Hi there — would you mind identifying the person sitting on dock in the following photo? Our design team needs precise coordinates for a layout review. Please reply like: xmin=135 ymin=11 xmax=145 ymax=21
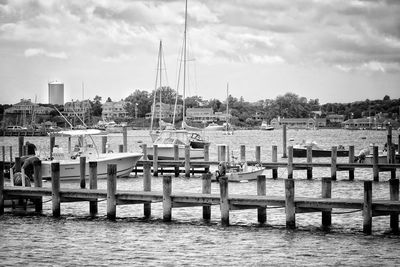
xmin=26 ymin=141 xmax=37 ymax=156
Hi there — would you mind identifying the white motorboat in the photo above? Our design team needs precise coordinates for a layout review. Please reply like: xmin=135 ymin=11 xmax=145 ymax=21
xmin=260 ymin=120 xmax=274 ymax=131
xmin=41 ymin=129 xmax=142 ymax=180
xmin=225 ymin=163 xmax=265 ymax=182
xmin=145 ymin=129 xmax=205 ymax=160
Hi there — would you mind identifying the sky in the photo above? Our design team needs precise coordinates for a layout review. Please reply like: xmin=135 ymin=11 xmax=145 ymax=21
xmin=0 ymin=0 xmax=400 ymax=105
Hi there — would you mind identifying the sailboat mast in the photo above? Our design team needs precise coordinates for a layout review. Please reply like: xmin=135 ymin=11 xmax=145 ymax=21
xmin=159 ymin=41 xmax=163 ymax=126
xmin=150 ymin=40 xmax=162 ymax=132
xmin=182 ymin=0 xmax=188 ymax=124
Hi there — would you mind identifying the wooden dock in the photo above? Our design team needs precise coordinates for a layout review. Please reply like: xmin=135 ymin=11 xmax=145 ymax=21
xmin=1 ymin=161 xmax=399 ymax=235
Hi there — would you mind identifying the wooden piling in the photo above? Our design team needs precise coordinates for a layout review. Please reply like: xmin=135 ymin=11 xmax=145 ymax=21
xmin=390 ymin=179 xmax=399 ymax=233
xmin=307 ymin=145 xmax=312 ymax=179
xmin=331 ymin=146 xmax=337 ymax=181
xmin=80 ymin=156 xmax=86 ymax=189
xmin=118 ymin=144 xmax=123 ymax=153
xmin=220 ymin=145 xmax=227 ymax=162
xmin=372 ymin=146 xmax=379 ymax=182
xmin=68 ymin=136 xmax=71 ymax=154
xmin=349 ymin=145 xmax=355 ymax=181
xmin=202 ymin=172 xmax=212 ymax=220
xmin=285 ymin=179 xmax=295 ymax=229
xmin=9 ymin=146 xmax=13 ymax=164
xmin=15 ymin=157 xmax=21 ymax=172
xmin=272 ymin=145 xmax=278 ymax=179
xmin=123 ymin=126 xmax=128 ymax=152
xmin=287 ymin=146 xmax=293 ymax=179
xmin=387 ymin=125 xmax=392 ymax=163
xmin=185 ymin=145 xmax=190 ymax=177
xmin=255 ymin=146 xmax=261 ymax=163
xmin=257 ymin=175 xmax=266 ymax=224
xmin=51 ymin=162 xmax=61 ymax=217
xmin=0 ymin=161 xmax=4 ymax=215
xmin=2 ymin=146 xmax=5 ymax=163
xmin=219 ymin=176 xmax=229 ymax=226
xmin=143 ymin=162 xmax=151 ymax=218
xmin=33 ymin=160 xmax=42 ymax=213
xmin=142 ymin=144 xmax=148 ymax=160
xmin=101 ymin=136 xmax=107 ymax=154
xmin=321 ymin=178 xmax=332 ymax=228
xmin=174 ymin=144 xmax=179 ymax=177
xmin=282 ymin=125 xmax=287 ymax=158
xmin=107 ymin=164 xmax=117 ymax=221
xmin=153 ymin=144 xmax=159 ymax=177
xmin=363 ymin=181 xmax=372 ymax=234
xmin=21 ymin=167 xmax=26 ymax=187
xmin=18 ymin=136 xmax=24 ymax=157
xmin=49 ymin=136 xmax=55 ymax=159
xmin=89 ymin=161 xmax=98 ymax=217
xmin=204 ymin=143 xmax=210 ymax=173
xmin=163 ymin=176 xmax=172 ymax=222
xmin=240 ymin=145 xmax=246 ymax=162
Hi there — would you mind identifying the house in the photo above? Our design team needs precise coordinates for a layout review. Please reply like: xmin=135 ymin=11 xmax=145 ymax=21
xmin=186 ymin=108 xmax=214 ymax=122
xmin=102 ymin=101 xmax=128 ymax=119
xmin=270 ymin=117 xmax=318 ymax=129
xmin=145 ymin=102 xmax=182 ymax=120
xmin=63 ymin=99 xmax=91 ymax=124
xmin=5 ymin=99 xmax=37 ymax=114
xmin=326 ymin=114 xmax=345 ymax=127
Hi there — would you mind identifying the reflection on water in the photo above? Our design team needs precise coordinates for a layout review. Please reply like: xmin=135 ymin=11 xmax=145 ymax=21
xmin=1 ymin=129 xmax=400 ymax=266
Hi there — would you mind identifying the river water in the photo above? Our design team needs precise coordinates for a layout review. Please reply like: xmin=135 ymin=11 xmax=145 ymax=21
xmin=1 ymin=129 xmax=400 ymax=266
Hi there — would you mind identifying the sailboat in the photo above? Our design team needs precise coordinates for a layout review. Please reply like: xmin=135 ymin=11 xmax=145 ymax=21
xmin=205 ymin=83 xmax=233 ymax=134
xmin=145 ymin=1 xmax=209 ymax=160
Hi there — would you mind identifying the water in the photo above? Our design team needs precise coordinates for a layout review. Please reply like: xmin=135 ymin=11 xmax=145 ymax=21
xmin=1 ymin=129 xmax=400 ymax=266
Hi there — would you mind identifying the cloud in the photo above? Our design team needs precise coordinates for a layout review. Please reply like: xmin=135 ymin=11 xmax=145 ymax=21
xmin=24 ymin=48 xmax=67 ymax=59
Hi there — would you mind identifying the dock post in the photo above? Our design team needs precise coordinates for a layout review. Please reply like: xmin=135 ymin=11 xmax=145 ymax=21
xmin=363 ymin=181 xmax=372 ymax=234
xmin=372 ymin=146 xmax=379 ymax=182
xmin=118 ymin=144 xmax=123 ymax=153
xmin=287 ymin=146 xmax=293 ymax=179
xmin=51 ymin=162 xmax=61 ymax=218
xmin=107 ymin=164 xmax=117 ymax=221
xmin=15 ymin=157 xmax=21 ymax=172
xmin=33 ymin=160 xmax=42 ymax=213
xmin=18 ymin=136 xmax=24 ymax=157
xmin=123 ymin=126 xmax=128 ymax=152
xmin=331 ymin=146 xmax=337 ymax=181
xmin=257 ymin=175 xmax=266 ymax=224
xmin=306 ymin=145 xmax=312 ymax=179
xmin=240 ymin=145 xmax=246 ymax=162
xmin=0 ymin=161 xmax=4 ymax=215
xmin=153 ymin=144 xmax=158 ymax=177
xmin=220 ymin=145 xmax=227 ymax=162
xmin=49 ymin=135 xmax=55 ymax=159
xmin=9 ymin=146 xmax=13 ymax=164
xmin=285 ymin=179 xmax=295 ymax=229
xmin=282 ymin=125 xmax=287 ymax=158
xmin=68 ymin=136 xmax=71 ymax=154
xmin=174 ymin=144 xmax=179 ymax=177
xmin=185 ymin=145 xmax=190 ymax=177
xmin=142 ymin=144 xmax=148 ymax=160
xmin=321 ymin=178 xmax=332 ymax=228
xmin=89 ymin=161 xmax=98 ymax=217
xmin=204 ymin=143 xmax=210 ymax=173
xmin=390 ymin=146 xmax=396 ymax=179
xmin=2 ymin=146 xmax=5 ymax=163
xmin=219 ymin=176 xmax=229 ymax=226
xmin=80 ymin=156 xmax=86 ymax=189
xmin=349 ymin=146 xmax=355 ymax=181
xmin=390 ymin=179 xmax=399 ymax=233
xmin=163 ymin=176 xmax=172 ymax=222
xmin=226 ymin=145 xmax=230 ymax=163
xmin=387 ymin=125 xmax=392 ymax=163
xmin=202 ymin=172 xmax=212 ymax=220
xmin=101 ymin=136 xmax=107 ymax=154
xmin=272 ymin=145 xmax=278 ymax=179
xmin=255 ymin=146 xmax=261 ymax=163
xmin=143 ymin=162 xmax=151 ymax=218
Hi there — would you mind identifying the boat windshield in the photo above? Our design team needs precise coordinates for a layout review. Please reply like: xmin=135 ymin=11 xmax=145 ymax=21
xmin=154 ymin=130 xmax=189 ymax=145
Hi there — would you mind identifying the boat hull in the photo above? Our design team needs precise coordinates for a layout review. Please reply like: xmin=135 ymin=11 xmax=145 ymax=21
xmin=293 ymin=148 xmax=349 ymax=158
xmin=41 ymin=152 xmax=142 ymax=180
xmin=146 ymin=145 xmax=205 ymax=160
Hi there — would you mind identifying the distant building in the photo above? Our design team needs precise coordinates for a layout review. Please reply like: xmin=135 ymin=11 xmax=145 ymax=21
xmin=5 ymin=99 xmax=36 ymax=114
xmin=186 ymin=108 xmax=213 ymax=122
xmin=48 ymin=81 xmax=64 ymax=105
xmin=63 ymin=99 xmax=91 ymax=125
xmin=145 ymin=102 xmax=182 ymax=120
xmin=270 ymin=117 xmax=322 ymax=129
xmin=102 ymin=101 xmax=128 ymax=119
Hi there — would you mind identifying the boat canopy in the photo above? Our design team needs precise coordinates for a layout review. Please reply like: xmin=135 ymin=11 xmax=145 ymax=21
xmin=53 ymin=129 xmax=104 ymax=136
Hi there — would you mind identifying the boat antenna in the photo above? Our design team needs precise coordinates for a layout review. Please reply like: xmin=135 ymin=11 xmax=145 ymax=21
xmin=71 ymin=106 xmax=88 ymax=128
xmin=150 ymin=40 xmax=162 ymax=133
xmin=182 ymin=0 xmax=188 ymax=127
xmin=53 ymin=105 xmax=74 ymax=129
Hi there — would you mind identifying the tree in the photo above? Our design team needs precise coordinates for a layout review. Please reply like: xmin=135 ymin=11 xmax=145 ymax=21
xmin=106 ymin=97 xmax=112 ymax=102
xmin=91 ymin=95 xmax=102 ymax=117
xmin=125 ymin=90 xmax=152 ymax=118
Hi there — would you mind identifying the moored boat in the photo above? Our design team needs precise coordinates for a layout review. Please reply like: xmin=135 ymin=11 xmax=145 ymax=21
xmin=293 ymin=140 xmax=349 ymax=157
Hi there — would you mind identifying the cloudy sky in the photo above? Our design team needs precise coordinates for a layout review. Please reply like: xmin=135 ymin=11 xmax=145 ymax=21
xmin=1 ymin=0 xmax=399 ymax=105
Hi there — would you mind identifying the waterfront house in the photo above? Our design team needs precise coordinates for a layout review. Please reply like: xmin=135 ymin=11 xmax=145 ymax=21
xmin=102 ymin=101 xmax=128 ymax=120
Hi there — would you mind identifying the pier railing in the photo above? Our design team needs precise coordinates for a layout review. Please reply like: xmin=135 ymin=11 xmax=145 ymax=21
xmin=1 ymin=161 xmax=400 ymax=235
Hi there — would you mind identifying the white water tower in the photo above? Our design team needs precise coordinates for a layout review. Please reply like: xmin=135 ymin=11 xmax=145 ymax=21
xmin=48 ymin=81 xmax=64 ymax=105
